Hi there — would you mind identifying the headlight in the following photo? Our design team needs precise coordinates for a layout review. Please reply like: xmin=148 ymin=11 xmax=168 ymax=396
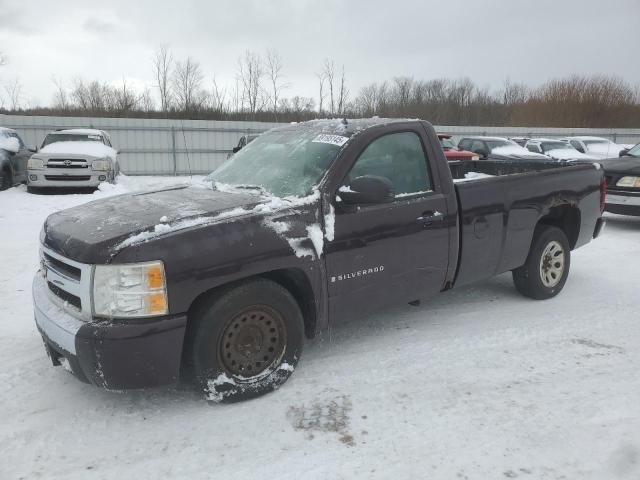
xmin=616 ymin=176 xmax=640 ymax=188
xmin=28 ymin=157 xmax=45 ymax=169
xmin=92 ymin=158 xmax=111 ymax=171
xmin=93 ymin=261 xmax=168 ymax=318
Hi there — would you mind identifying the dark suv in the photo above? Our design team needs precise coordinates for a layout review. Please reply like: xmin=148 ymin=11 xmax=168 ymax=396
xmin=0 ymin=127 xmax=32 ymax=190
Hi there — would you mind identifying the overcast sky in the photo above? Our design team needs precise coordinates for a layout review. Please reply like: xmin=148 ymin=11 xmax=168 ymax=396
xmin=1 ymin=0 xmax=639 ymax=108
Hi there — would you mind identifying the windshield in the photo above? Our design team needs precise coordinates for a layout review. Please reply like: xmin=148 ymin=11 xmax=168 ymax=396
xmin=439 ymin=137 xmax=457 ymax=149
xmin=627 ymin=144 xmax=640 ymax=157
xmin=42 ymin=133 xmax=103 ymax=147
xmin=541 ymin=142 xmax=573 ymax=152
xmin=209 ymin=128 xmax=348 ymax=197
xmin=486 ymin=139 xmax=514 ymax=150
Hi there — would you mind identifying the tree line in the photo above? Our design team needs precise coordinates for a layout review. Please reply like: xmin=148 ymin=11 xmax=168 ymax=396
xmin=1 ymin=47 xmax=639 ymax=128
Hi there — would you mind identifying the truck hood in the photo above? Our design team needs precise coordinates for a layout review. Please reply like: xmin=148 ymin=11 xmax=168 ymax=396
xmin=602 ymin=157 xmax=640 ymax=175
xmin=38 ymin=141 xmax=117 ymax=160
xmin=43 ymin=186 xmax=271 ymax=263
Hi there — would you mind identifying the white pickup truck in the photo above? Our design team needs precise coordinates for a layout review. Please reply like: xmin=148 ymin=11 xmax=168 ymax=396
xmin=27 ymin=129 xmax=119 ymax=192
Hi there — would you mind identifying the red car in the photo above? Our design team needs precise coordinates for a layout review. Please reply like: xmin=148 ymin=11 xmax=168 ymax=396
xmin=438 ymin=134 xmax=479 ymax=161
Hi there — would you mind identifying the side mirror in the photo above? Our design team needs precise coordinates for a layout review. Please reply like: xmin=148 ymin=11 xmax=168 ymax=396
xmin=29 ymin=146 xmax=37 ymax=153
xmin=2 ymin=137 xmax=20 ymax=154
xmin=232 ymin=146 xmax=241 ymax=154
xmin=338 ymin=175 xmax=394 ymax=205
xmin=619 ymin=148 xmax=630 ymax=157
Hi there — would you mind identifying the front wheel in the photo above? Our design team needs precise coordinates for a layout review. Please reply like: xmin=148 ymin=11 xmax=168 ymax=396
xmin=512 ymin=225 xmax=571 ymax=300
xmin=185 ymin=279 xmax=305 ymax=402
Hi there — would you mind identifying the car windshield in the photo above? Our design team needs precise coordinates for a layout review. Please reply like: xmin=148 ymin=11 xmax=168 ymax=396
xmin=209 ymin=128 xmax=348 ymax=197
xmin=42 ymin=133 xmax=103 ymax=147
xmin=542 ymin=142 xmax=572 ymax=152
xmin=627 ymin=144 xmax=640 ymax=157
xmin=439 ymin=137 xmax=457 ymax=149
xmin=486 ymin=139 xmax=514 ymax=149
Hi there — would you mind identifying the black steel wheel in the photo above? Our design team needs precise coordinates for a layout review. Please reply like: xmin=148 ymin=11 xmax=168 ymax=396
xmin=185 ymin=278 xmax=305 ymax=402
xmin=218 ymin=306 xmax=287 ymax=379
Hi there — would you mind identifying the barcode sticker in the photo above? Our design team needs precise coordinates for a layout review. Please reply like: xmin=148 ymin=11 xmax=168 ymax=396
xmin=312 ymin=134 xmax=349 ymax=146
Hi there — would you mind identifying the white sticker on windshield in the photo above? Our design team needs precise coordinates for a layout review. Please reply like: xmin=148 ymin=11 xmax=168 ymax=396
xmin=312 ymin=134 xmax=349 ymax=146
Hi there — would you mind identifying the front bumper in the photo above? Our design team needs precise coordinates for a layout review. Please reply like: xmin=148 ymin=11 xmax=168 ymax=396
xmin=605 ymin=191 xmax=640 ymax=216
xmin=33 ymin=273 xmax=187 ymax=390
xmin=27 ymin=169 xmax=111 ymax=188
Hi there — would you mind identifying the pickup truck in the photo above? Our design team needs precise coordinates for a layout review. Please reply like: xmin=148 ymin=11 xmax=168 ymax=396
xmin=33 ymin=118 xmax=606 ymax=402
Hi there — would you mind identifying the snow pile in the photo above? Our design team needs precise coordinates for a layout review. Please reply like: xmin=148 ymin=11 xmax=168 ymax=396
xmin=584 ymin=142 xmax=626 ymax=158
xmin=453 ymin=171 xmax=496 ymax=183
xmin=40 ymin=141 xmax=117 ymax=159
xmin=0 ymin=135 xmax=19 ymax=153
xmin=545 ymin=148 xmax=593 ymax=161
xmin=306 ymin=224 xmax=324 ymax=257
xmin=324 ymin=205 xmax=335 ymax=241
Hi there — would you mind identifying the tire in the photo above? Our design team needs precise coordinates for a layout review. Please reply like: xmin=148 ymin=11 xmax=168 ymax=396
xmin=512 ymin=225 xmax=571 ymax=300
xmin=185 ymin=278 xmax=305 ymax=402
xmin=0 ymin=168 xmax=12 ymax=191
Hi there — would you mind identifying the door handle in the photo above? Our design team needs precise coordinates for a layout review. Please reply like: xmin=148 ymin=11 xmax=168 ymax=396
xmin=416 ymin=211 xmax=444 ymax=226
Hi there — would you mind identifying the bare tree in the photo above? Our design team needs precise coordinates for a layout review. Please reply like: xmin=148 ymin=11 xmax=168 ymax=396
xmin=51 ymin=77 xmax=70 ymax=110
xmin=153 ymin=45 xmax=174 ymax=112
xmin=4 ymin=78 xmax=23 ymax=110
xmin=265 ymin=49 xmax=288 ymax=120
xmin=323 ymin=59 xmax=336 ymax=115
xmin=238 ymin=50 xmax=265 ymax=117
xmin=112 ymin=78 xmax=139 ymax=113
xmin=337 ymin=65 xmax=348 ymax=115
xmin=139 ymin=88 xmax=155 ymax=112
xmin=316 ymin=72 xmax=326 ymax=115
xmin=211 ymin=76 xmax=227 ymax=113
xmin=172 ymin=57 xmax=205 ymax=112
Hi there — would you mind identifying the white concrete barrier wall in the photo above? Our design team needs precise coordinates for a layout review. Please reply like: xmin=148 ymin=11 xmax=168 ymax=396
xmin=1 ymin=114 xmax=639 ymax=175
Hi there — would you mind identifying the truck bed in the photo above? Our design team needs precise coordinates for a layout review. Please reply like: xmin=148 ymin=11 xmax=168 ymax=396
xmin=447 ymin=160 xmax=603 ymax=288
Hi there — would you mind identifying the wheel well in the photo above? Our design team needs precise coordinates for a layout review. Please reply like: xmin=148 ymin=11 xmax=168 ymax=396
xmin=538 ymin=205 xmax=581 ymax=249
xmin=185 ymin=269 xmax=318 ymax=341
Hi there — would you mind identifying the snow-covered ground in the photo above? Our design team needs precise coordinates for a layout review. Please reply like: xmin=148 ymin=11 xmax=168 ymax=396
xmin=1 ymin=177 xmax=639 ymax=480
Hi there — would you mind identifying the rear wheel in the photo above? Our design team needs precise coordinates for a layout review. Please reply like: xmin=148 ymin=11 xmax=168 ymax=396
xmin=185 ymin=279 xmax=304 ymax=402
xmin=0 ymin=168 xmax=12 ymax=191
xmin=512 ymin=225 xmax=570 ymax=300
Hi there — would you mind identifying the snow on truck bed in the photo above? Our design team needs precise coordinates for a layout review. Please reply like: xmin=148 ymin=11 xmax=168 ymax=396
xmin=1 ymin=176 xmax=640 ymax=479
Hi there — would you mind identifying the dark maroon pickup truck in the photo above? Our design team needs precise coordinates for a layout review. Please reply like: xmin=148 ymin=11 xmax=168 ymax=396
xmin=33 ymin=118 xmax=606 ymax=401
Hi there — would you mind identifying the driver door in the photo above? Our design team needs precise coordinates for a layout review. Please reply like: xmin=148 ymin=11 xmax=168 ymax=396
xmin=324 ymin=128 xmax=451 ymax=319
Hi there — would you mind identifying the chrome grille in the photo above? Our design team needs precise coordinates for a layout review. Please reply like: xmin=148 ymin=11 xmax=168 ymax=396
xmin=40 ymin=246 xmax=93 ymax=320
xmin=46 ymin=159 xmax=88 ymax=169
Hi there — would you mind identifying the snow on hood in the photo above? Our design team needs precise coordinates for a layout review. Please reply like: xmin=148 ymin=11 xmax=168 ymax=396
xmin=491 ymin=145 xmax=547 ymax=158
xmin=39 ymin=141 xmax=117 ymax=159
xmin=545 ymin=149 xmax=599 ymax=161
xmin=0 ymin=136 xmax=19 ymax=153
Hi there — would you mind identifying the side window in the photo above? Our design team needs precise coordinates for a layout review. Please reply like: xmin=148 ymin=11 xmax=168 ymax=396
xmin=458 ymin=139 xmax=471 ymax=150
xmin=470 ymin=140 xmax=486 ymax=153
xmin=570 ymin=140 xmax=584 ymax=152
xmin=347 ymin=132 xmax=431 ymax=197
xmin=526 ymin=144 xmax=539 ymax=153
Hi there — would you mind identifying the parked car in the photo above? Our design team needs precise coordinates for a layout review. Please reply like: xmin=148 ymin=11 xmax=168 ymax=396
xmin=524 ymin=138 xmax=600 ymax=161
xmin=0 ymin=127 xmax=33 ymax=190
xmin=458 ymin=136 xmax=549 ymax=161
xmin=559 ymin=136 xmax=633 ymax=159
xmin=27 ymin=129 xmax=119 ymax=192
xmin=602 ymin=143 xmax=640 ymax=216
xmin=33 ymin=118 xmax=605 ymax=402
xmin=437 ymin=133 xmax=479 ymax=161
